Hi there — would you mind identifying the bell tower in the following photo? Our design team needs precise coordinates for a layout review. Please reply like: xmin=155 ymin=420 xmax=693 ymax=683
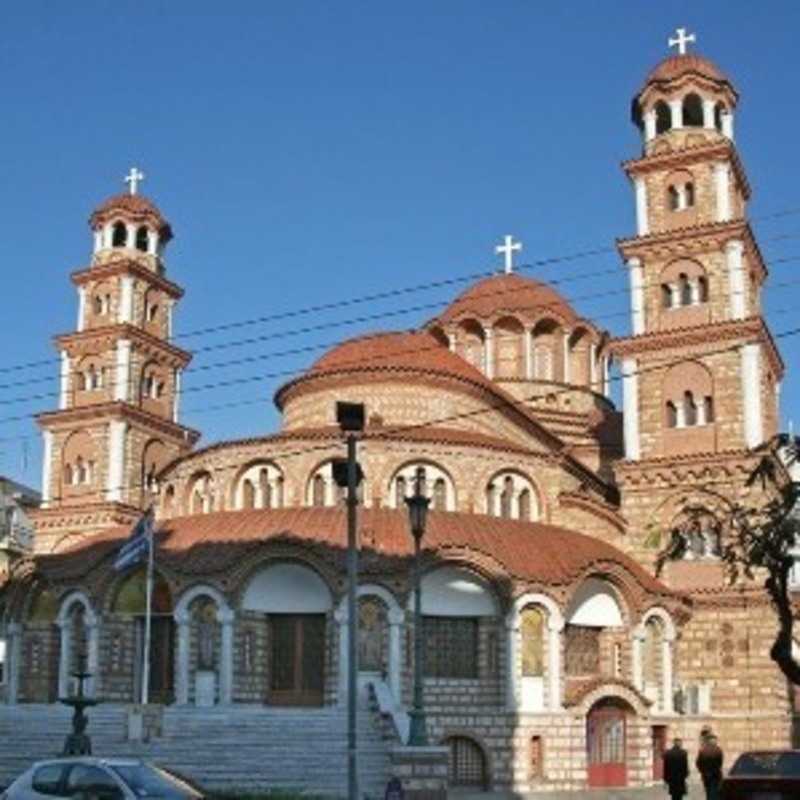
xmin=33 ymin=169 xmax=199 ymax=553
xmin=612 ymin=33 xmax=783 ymax=575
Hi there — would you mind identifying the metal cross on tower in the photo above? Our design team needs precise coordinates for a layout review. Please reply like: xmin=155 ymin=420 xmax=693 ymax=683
xmin=668 ymin=27 xmax=696 ymax=56
xmin=495 ymin=234 xmax=522 ymax=274
xmin=125 ymin=167 xmax=145 ymax=195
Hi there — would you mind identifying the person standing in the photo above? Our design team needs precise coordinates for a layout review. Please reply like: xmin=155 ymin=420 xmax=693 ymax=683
xmin=696 ymin=734 xmax=724 ymax=800
xmin=663 ymin=737 xmax=689 ymax=800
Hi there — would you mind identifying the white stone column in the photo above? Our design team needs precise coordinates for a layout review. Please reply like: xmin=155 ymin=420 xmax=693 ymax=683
xmin=631 ymin=625 xmax=645 ymax=692
xmin=627 ymin=257 xmax=645 ymax=335
xmin=173 ymin=369 xmax=182 ymax=423
xmin=7 ymin=624 xmax=21 ymax=705
xmin=547 ymin=618 xmax=564 ymax=711
xmin=125 ymin=223 xmax=136 ymax=248
xmin=57 ymin=620 xmax=71 ymax=698
xmin=669 ymin=283 xmax=680 ymax=308
xmin=589 ymin=343 xmax=598 ymax=389
xmin=166 ymin=300 xmax=175 ymax=338
xmin=174 ymin=610 xmax=191 ymax=705
xmin=41 ymin=431 xmax=53 ymax=507
xmin=722 ymin=111 xmax=735 ymax=141
xmin=217 ymin=608 xmax=235 ymax=705
xmin=87 ymin=618 xmax=100 ymax=698
xmin=726 ymin=239 xmax=746 ymax=320
xmin=483 ymin=327 xmax=494 ymax=378
xmin=622 ymin=357 xmax=640 ymax=460
xmin=103 ymin=224 xmax=113 ymax=249
xmin=77 ymin=287 xmax=87 ymax=332
xmin=675 ymin=402 xmax=686 ymax=429
xmin=669 ymin=99 xmax=683 ymax=129
xmin=334 ymin=607 xmax=348 ymax=707
xmin=114 ymin=339 xmax=132 ymax=402
xmin=147 ymin=229 xmax=158 ymax=256
xmin=524 ymin=327 xmax=534 ymax=380
xmin=59 ymin=351 xmax=70 ymax=410
xmin=448 ymin=329 xmax=457 ymax=353
xmin=644 ymin=110 xmax=657 ymax=142
xmin=387 ymin=609 xmax=403 ymax=707
xmin=119 ymin=276 xmax=135 ymax=324
xmin=106 ymin=420 xmax=127 ymax=502
xmin=662 ymin=634 xmax=675 ymax=714
xmin=505 ymin=615 xmax=519 ymax=711
xmin=562 ymin=331 xmax=571 ymax=383
xmin=741 ymin=344 xmax=763 ymax=448
xmin=689 ymin=279 xmax=700 ymax=305
xmin=93 ymin=229 xmax=103 ymax=254
xmin=714 ymin=162 xmax=732 ymax=223
xmin=634 ymin=177 xmax=649 ymax=236
xmin=702 ymin=98 xmax=716 ymax=130
xmin=603 ymin=356 xmax=610 ymax=398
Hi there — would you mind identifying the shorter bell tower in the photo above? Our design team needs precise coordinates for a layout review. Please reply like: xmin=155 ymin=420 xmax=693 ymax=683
xmin=32 ymin=169 xmax=200 ymax=553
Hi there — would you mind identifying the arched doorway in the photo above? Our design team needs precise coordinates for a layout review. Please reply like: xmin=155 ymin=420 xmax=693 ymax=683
xmin=586 ymin=697 xmax=632 ymax=787
xmin=113 ymin=570 xmax=174 ymax=704
xmin=242 ymin=562 xmax=331 ymax=706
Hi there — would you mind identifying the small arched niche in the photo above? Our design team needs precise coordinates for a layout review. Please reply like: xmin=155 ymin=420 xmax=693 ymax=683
xmin=418 ymin=566 xmax=498 ymax=616
xmin=565 ymin=578 xmax=624 ymax=628
xmin=242 ymin=563 xmax=332 ymax=614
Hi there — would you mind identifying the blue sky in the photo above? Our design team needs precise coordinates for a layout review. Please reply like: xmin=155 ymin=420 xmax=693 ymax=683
xmin=2 ymin=1 xmax=799 ymax=485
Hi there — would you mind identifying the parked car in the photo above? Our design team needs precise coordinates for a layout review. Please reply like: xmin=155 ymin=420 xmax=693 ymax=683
xmin=0 ymin=757 xmax=206 ymax=800
xmin=720 ymin=750 xmax=800 ymax=800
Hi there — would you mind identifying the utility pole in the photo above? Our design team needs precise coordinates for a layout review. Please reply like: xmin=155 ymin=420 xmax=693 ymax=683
xmin=333 ymin=401 xmax=365 ymax=800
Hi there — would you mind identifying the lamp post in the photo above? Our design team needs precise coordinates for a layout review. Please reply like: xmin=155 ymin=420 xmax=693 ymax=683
xmin=332 ymin=401 xmax=365 ymax=800
xmin=405 ymin=467 xmax=430 ymax=746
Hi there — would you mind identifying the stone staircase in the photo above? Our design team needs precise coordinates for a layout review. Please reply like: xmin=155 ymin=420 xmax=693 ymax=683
xmin=0 ymin=704 xmax=392 ymax=797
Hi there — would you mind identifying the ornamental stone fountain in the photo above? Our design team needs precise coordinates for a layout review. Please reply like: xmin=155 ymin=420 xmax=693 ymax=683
xmin=59 ymin=650 xmax=99 ymax=756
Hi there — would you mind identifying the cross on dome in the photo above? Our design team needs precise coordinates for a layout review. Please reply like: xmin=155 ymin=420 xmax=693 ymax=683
xmin=124 ymin=167 xmax=145 ymax=195
xmin=668 ymin=27 xmax=696 ymax=56
xmin=495 ymin=234 xmax=522 ymax=275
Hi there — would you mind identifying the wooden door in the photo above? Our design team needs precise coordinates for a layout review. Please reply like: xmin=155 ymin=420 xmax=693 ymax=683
xmin=137 ymin=616 xmax=175 ymax=704
xmin=652 ymin=725 xmax=667 ymax=780
xmin=587 ymin=700 xmax=628 ymax=787
xmin=269 ymin=614 xmax=325 ymax=706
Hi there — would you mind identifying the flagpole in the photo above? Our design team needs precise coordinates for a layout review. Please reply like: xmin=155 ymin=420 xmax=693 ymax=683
xmin=141 ymin=510 xmax=154 ymax=706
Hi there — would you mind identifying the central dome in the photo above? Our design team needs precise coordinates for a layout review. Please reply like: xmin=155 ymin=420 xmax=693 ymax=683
xmin=436 ymin=272 xmax=578 ymax=324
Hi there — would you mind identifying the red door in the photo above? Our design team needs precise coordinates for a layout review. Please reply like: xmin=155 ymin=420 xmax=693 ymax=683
xmin=587 ymin=699 xmax=629 ymax=787
xmin=652 ymin=725 xmax=667 ymax=780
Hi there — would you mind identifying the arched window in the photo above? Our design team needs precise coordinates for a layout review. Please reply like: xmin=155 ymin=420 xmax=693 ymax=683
xmin=64 ymin=463 xmax=73 ymax=486
xmin=683 ymin=93 xmax=703 ymax=127
xmin=500 ymin=476 xmax=513 ymax=519
xmin=704 ymin=395 xmax=714 ymax=423
xmin=518 ymin=488 xmax=532 ymax=521
xmin=668 ymin=185 xmax=680 ymax=211
xmin=135 ymin=226 xmax=149 ymax=252
xmin=485 ymin=482 xmax=496 ymax=515
xmin=685 ymin=182 xmax=695 ymax=208
xmin=358 ymin=596 xmax=387 ymax=673
xmin=194 ymin=599 xmax=218 ymax=671
xmin=259 ymin=469 xmax=272 ymax=509
xmin=395 ymin=476 xmax=406 ymax=509
xmin=191 ymin=489 xmax=204 ymax=515
xmin=163 ymin=485 xmax=175 ymax=514
xmin=242 ymin=479 xmax=255 ymax=509
xmin=147 ymin=303 xmax=159 ymax=323
xmin=75 ymin=457 xmax=86 ymax=485
xmin=666 ymin=401 xmax=678 ymax=428
xmin=643 ymin=617 xmax=663 ymax=690
xmin=655 ymin=101 xmax=671 ymax=134
xmin=684 ymin=391 xmax=697 ymax=426
xmin=92 ymin=295 xmax=103 ymax=315
xmin=661 ymin=284 xmax=673 ymax=309
xmin=433 ymin=478 xmax=447 ymax=511
xmin=68 ymin=604 xmax=88 ymax=675
xmin=521 ymin=606 xmax=545 ymax=677
xmin=75 ymin=370 xmax=86 ymax=392
xmin=698 ymin=275 xmax=708 ymax=303
xmin=111 ymin=222 xmax=127 ymax=247
xmin=312 ymin=474 xmax=325 ymax=507
xmin=679 ymin=274 xmax=692 ymax=306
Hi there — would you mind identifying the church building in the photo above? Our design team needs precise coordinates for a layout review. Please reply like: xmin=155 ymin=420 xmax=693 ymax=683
xmin=0 ymin=33 xmax=792 ymax=795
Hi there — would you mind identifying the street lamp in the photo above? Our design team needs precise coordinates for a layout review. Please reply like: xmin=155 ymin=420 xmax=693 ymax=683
xmin=405 ymin=467 xmax=430 ymax=746
xmin=333 ymin=401 xmax=365 ymax=800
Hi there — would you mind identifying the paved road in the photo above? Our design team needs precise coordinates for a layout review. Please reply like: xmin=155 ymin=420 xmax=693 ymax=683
xmin=450 ymin=785 xmax=706 ymax=800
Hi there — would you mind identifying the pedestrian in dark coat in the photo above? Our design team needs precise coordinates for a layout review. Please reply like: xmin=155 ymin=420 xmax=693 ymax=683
xmin=663 ymin=738 xmax=689 ymax=800
xmin=696 ymin=735 xmax=724 ymax=800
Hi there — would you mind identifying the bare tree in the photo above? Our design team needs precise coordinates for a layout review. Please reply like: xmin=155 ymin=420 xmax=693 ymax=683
xmin=656 ymin=434 xmax=800 ymax=684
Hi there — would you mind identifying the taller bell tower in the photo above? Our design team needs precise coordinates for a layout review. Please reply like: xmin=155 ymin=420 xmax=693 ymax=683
xmin=612 ymin=33 xmax=783 ymax=579
xmin=32 ymin=170 xmax=199 ymax=553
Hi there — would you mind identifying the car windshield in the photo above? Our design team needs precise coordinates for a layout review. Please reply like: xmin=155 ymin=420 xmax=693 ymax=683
xmin=730 ymin=752 xmax=800 ymax=777
xmin=109 ymin=764 xmax=202 ymax=798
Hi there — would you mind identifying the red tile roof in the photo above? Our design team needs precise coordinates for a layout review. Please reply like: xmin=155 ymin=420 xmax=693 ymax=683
xmin=89 ymin=193 xmax=172 ymax=238
xmin=43 ymin=506 xmax=673 ymax=599
xmin=435 ymin=273 xmax=578 ymax=325
xmin=646 ymin=53 xmax=728 ymax=85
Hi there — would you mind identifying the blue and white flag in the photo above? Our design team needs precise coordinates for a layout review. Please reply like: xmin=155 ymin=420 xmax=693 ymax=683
xmin=113 ymin=507 xmax=154 ymax=572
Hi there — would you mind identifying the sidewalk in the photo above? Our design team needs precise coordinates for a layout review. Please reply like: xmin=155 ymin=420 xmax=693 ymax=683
xmin=450 ymin=785 xmax=705 ymax=800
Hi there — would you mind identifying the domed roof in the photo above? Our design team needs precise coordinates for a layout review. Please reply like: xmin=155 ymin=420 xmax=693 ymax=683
xmin=310 ymin=330 xmax=489 ymax=384
xmin=89 ymin=193 xmax=172 ymax=238
xmin=646 ymin=53 xmax=729 ymax=85
xmin=436 ymin=272 xmax=578 ymax=325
